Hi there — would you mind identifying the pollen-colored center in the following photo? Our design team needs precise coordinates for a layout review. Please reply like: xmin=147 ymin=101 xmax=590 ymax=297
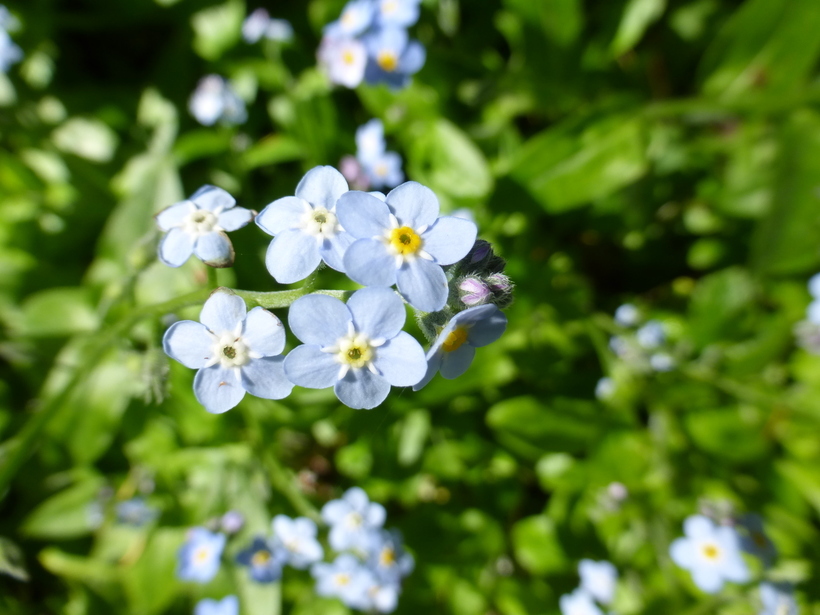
xmin=389 ymin=226 xmax=422 ymax=255
xmin=336 ymin=573 xmax=351 ymax=586
xmin=341 ymin=10 xmax=355 ymax=26
xmin=442 ymin=327 xmax=468 ymax=353
xmin=337 ymin=336 xmax=374 ymax=369
xmin=382 ymin=0 xmax=398 ymax=15
xmin=302 ymin=206 xmax=339 ymax=238
xmin=377 ymin=50 xmax=398 ymax=72
xmin=342 ymin=49 xmax=355 ymax=65
xmin=194 ymin=547 xmax=210 ymax=563
xmin=251 ymin=550 xmax=271 ymax=567
xmin=379 ymin=547 xmax=396 ymax=567
xmin=211 ymin=333 xmax=251 ymax=369
xmin=184 ymin=209 xmax=218 ymax=235
xmin=222 ymin=346 xmax=236 ymax=359
xmin=701 ymin=543 xmax=720 ymax=560
xmin=375 ymin=163 xmax=388 ymax=177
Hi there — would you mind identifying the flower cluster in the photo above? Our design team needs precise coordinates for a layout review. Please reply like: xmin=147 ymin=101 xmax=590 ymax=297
xmin=157 ymin=166 xmax=513 ymax=411
xmin=188 ymin=75 xmax=247 ymax=127
xmin=559 ymin=560 xmax=618 ymax=615
xmin=340 ymin=119 xmax=404 ymax=190
xmin=242 ymin=8 xmax=293 ymax=44
xmin=318 ymin=0 xmax=425 ymax=89
xmin=0 ymin=6 xmax=21 ymax=73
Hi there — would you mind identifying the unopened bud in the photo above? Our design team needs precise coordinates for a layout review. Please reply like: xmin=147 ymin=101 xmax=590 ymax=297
xmin=458 ymin=276 xmax=491 ymax=307
xmin=486 ymin=273 xmax=514 ymax=308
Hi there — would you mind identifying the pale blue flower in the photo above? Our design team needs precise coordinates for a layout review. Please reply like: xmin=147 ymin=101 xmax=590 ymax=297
xmin=255 ymin=166 xmax=352 ymax=283
xmin=355 ymin=119 xmax=404 ymax=189
xmin=243 ymin=9 xmax=294 ymax=43
xmin=366 ymin=528 xmax=414 ymax=583
xmin=413 ymin=305 xmax=507 ymax=390
xmin=319 ymin=35 xmax=367 ymax=88
xmin=363 ymin=27 xmax=425 ymax=89
xmin=322 ymin=487 xmax=386 ymax=551
xmin=595 ymin=377 xmax=615 ymax=400
xmin=337 ymin=182 xmax=477 ymax=312
xmin=220 ymin=510 xmax=245 ymax=534
xmin=362 ymin=577 xmax=402 ymax=613
xmin=809 ymin=273 xmax=820 ymax=299
xmin=375 ymin=0 xmax=422 ymax=28
xmin=559 ymin=588 xmax=603 ymax=615
xmin=177 ymin=528 xmax=226 ymax=583
xmin=271 ymin=515 xmax=324 ymax=569
xmin=649 ymin=352 xmax=675 ymax=372
xmin=325 ymin=0 xmax=376 ymax=38
xmin=0 ymin=28 xmax=21 ymax=72
xmin=235 ymin=536 xmax=285 ymax=583
xmin=578 ymin=559 xmax=617 ymax=605
xmin=636 ymin=320 xmax=665 ymax=349
xmin=356 ymin=119 xmax=386 ymax=164
xmin=189 ymin=75 xmax=247 ymax=126
xmin=155 ymin=185 xmax=253 ymax=268
xmin=284 ymin=287 xmax=427 ymax=409
xmin=163 ymin=291 xmax=293 ymax=413
xmin=194 ymin=595 xmax=239 ymax=615
xmin=115 ymin=497 xmax=159 ymax=527
xmin=737 ymin=513 xmax=777 ymax=566
xmin=614 ymin=303 xmax=640 ymax=327
xmin=759 ymin=582 xmax=798 ymax=615
xmin=312 ymin=554 xmax=374 ymax=610
xmin=807 ymin=300 xmax=820 ymax=325
xmin=669 ymin=515 xmax=750 ymax=594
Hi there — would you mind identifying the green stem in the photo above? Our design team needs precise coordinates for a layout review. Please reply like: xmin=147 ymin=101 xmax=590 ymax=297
xmin=206 ymin=267 xmax=218 ymax=289
xmin=231 ymin=288 xmax=352 ymax=309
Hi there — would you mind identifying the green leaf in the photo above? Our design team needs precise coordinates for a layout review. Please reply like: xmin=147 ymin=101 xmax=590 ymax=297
xmin=22 ymin=475 xmax=105 ymax=539
xmin=510 ymin=114 xmax=647 ymax=213
xmin=611 ymin=0 xmax=667 ymax=56
xmin=397 ymin=409 xmax=430 ymax=467
xmin=191 ymin=0 xmax=243 ymax=61
xmin=173 ymin=130 xmax=234 ymax=165
xmin=18 ymin=287 xmax=98 ymax=337
xmin=511 ymin=515 xmax=566 ymax=575
xmin=0 ymin=537 xmax=28 ymax=581
xmin=503 ymin=0 xmax=583 ymax=46
xmin=687 ymin=267 xmax=754 ymax=346
xmin=335 ymin=439 xmax=373 ymax=480
xmin=685 ymin=407 xmax=769 ymax=462
xmin=236 ymin=569 xmax=281 ymax=615
xmin=52 ymin=118 xmax=118 ymax=163
xmin=239 ymin=135 xmax=305 ymax=171
xmin=122 ymin=528 xmax=186 ymax=615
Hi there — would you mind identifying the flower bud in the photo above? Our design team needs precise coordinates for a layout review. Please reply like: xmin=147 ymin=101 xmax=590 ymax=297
xmin=486 ymin=273 xmax=514 ymax=308
xmin=457 ymin=276 xmax=491 ymax=307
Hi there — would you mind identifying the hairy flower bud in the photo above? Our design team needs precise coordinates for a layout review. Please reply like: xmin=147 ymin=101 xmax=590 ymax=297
xmin=486 ymin=273 xmax=514 ymax=308
xmin=457 ymin=276 xmax=491 ymax=307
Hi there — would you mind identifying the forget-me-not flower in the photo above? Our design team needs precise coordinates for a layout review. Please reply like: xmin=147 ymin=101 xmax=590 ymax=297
xmin=194 ymin=595 xmax=239 ymax=615
xmin=578 ymin=559 xmax=617 ymax=605
xmin=669 ymin=514 xmax=750 ymax=594
xmin=155 ymin=185 xmax=253 ymax=269
xmin=312 ymin=554 xmax=373 ymax=610
xmin=189 ymin=75 xmax=247 ymax=126
xmin=737 ymin=513 xmax=777 ymax=566
xmin=366 ymin=528 xmax=414 ymax=583
xmin=221 ymin=510 xmax=245 ymax=534
xmin=270 ymin=515 xmax=324 ymax=569
xmin=375 ymin=0 xmax=422 ymax=28
xmin=759 ymin=582 xmax=798 ymax=615
xmin=255 ymin=166 xmax=353 ymax=283
xmin=322 ymin=487 xmax=386 ymax=551
xmin=319 ymin=35 xmax=368 ymax=88
xmin=337 ymin=182 xmax=477 ymax=312
xmin=115 ymin=497 xmax=159 ymax=527
xmin=324 ymin=0 xmax=375 ymax=38
xmin=163 ymin=291 xmax=293 ymax=413
xmin=559 ymin=588 xmax=604 ymax=615
xmin=413 ymin=305 xmax=507 ymax=390
xmin=236 ymin=536 xmax=285 ymax=583
xmin=177 ymin=527 xmax=226 ymax=583
xmin=243 ymin=8 xmax=293 ymax=43
xmin=595 ymin=377 xmax=615 ymax=400
xmin=614 ymin=303 xmax=640 ymax=327
xmin=355 ymin=119 xmax=404 ymax=190
xmin=636 ymin=320 xmax=665 ymax=349
xmin=363 ymin=27 xmax=425 ymax=89
xmin=0 ymin=28 xmax=20 ymax=73
xmin=284 ymin=287 xmax=427 ymax=409
xmin=650 ymin=352 xmax=675 ymax=372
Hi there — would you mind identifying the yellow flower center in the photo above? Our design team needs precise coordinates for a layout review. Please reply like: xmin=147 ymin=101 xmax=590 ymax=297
xmin=389 ymin=226 xmax=422 ymax=255
xmin=382 ymin=0 xmax=398 ymax=15
xmin=342 ymin=49 xmax=355 ymax=65
xmin=183 ymin=209 xmax=218 ymax=236
xmin=379 ymin=546 xmax=396 ymax=567
xmin=377 ymin=50 xmax=398 ymax=72
xmin=337 ymin=335 xmax=374 ymax=369
xmin=442 ymin=327 xmax=468 ymax=352
xmin=335 ymin=573 xmax=351 ymax=586
xmin=701 ymin=543 xmax=720 ymax=560
xmin=251 ymin=550 xmax=271 ymax=567
xmin=194 ymin=547 xmax=211 ymax=563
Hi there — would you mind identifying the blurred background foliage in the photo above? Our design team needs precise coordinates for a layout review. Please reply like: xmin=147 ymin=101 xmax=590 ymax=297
xmin=2 ymin=0 xmax=820 ymax=613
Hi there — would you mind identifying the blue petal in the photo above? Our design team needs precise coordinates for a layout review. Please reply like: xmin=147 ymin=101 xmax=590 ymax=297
xmin=194 ymin=232 xmax=235 ymax=268
xmin=364 ymin=26 xmax=407 ymax=56
xmin=319 ymin=232 xmax=354 ymax=272
xmin=399 ymin=40 xmax=426 ymax=75
xmin=218 ymin=207 xmax=254 ymax=232
xmin=241 ymin=356 xmax=293 ymax=400
xmin=288 ymin=294 xmax=351 ymax=346
xmin=373 ymin=331 xmax=426 ymax=386
xmin=347 ymin=287 xmax=406 ymax=340
xmin=412 ymin=350 xmax=442 ymax=391
xmin=155 ymin=201 xmax=194 ymax=231
xmin=194 ymin=365 xmax=245 ymax=413
xmin=421 ymin=216 xmax=477 ymax=265
xmin=190 ymin=185 xmax=236 ymax=212
xmin=336 ymin=191 xmax=391 ymax=239
xmin=256 ymin=196 xmax=306 ymax=236
xmin=396 ymin=258 xmax=448 ymax=312
xmin=385 ymin=182 xmax=439 ymax=229
xmin=294 ymin=166 xmax=349 ymax=211
xmin=200 ymin=291 xmax=247 ymax=333
xmin=158 ymin=227 xmax=194 ymax=268
xmin=439 ymin=345 xmax=475 ymax=379
xmin=343 ymin=239 xmax=397 ymax=287
xmin=265 ymin=229 xmax=322 ymax=284
xmin=334 ymin=368 xmax=390 ymax=409
xmin=283 ymin=345 xmax=340 ymax=388
xmin=163 ymin=321 xmax=213 ymax=369
xmin=455 ymin=305 xmax=507 ymax=346
xmin=243 ymin=307 xmax=286 ymax=356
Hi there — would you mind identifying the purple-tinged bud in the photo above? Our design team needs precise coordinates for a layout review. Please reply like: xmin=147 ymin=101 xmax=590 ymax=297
xmin=486 ymin=273 xmax=514 ymax=308
xmin=468 ymin=240 xmax=492 ymax=265
xmin=339 ymin=155 xmax=370 ymax=191
xmin=220 ymin=510 xmax=245 ymax=534
xmin=458 ymin=277 xmax=492 ymax=307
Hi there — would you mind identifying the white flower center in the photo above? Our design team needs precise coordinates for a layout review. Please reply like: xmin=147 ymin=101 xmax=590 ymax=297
xmin=301 ymin=206 xmax=340 ymax=240
xmin=210 ymin=330 xmax=251 ymax=368
xmin=321 ymin=322 xmax=386 ymax=380
xmin=382 ymin=0 xmax=398 ymax=15
xmin=183 ymin=208 xmax=219 ymax=236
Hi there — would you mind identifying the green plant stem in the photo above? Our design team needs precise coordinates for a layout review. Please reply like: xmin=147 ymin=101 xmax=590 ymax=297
xmin=231 ymin=288 xmax=351 ymax=309
xmin=206 ymin=266 xmax=218 ymax=289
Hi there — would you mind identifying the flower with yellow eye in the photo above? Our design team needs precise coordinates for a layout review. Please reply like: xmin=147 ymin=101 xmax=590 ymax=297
xmin=177 ymin=527 xmax=226 ymax=583
xmin=324 ymin=0 xmax=375 ymax=39
xmin=363 ymin=27 xmax=425 ymax=89
xmin=270 ymin=515 xmax=324 ymax=569
xmin=318 ymin=35 xmax=367 ymax=88
xmin=375 ymin=0 xmax=421 ymax=28
xmin=413 ymin=304 xmax=507 ymax=390
xmin=669 ymin=514 xmax=750 ymax=594
xmin=338 ymin=182 xmax=477 ymax=312
xmin=235 ymin=537 xmax=285 ymax=583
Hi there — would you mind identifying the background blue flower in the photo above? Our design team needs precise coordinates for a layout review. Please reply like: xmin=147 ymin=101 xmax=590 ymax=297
xmin=177 ymin=528 xmax=225 ymax=583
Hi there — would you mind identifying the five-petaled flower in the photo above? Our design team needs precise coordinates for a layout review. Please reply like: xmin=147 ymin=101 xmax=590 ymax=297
xmin=235 ymin=536 xmax=285 ymax=583
xmin=362 ymin=27 xmax=425 ymax=89
xmin=366 ymin=528 xmax=414 ymax=584
xmin=155 ymin=185 xmax=253 ymax=269
xmin=669 ymin=514 xmax=750 ymax=594
xmin=414 ymin=304 xmax=507 ymax=390
xmin=337 ymin=182 xmax=477 ymax=312
xmin=559 ymin=588 xmax=603 ymax=615
xmin=270 ymin=515 xmax=325 ymax=569
xmin=189 ymin=75 xmax=247 ymax=127
xmin=312 ymin=553 xmax=374 ymax=610
xmin=578 ymin=559 xmax=617 ymax=606
xmin=256 ymin=166 xmax=354 ymax=284
xmin=322 ymin=487 xmax=387 ymax=551
xmin=177 ymin=527 xmax=226 ymax=583
xmin=163 ymin=290 xmax=293 ymax=413
xmin=375 ymin=0 xmax=422 ymax=28
xmin=194 ymin=595 xmax=239 ymax=615
xmin=759 ymin=582 xmax=798 ymax=615
xmin=284 ymin=287 xmax=427 ymax=409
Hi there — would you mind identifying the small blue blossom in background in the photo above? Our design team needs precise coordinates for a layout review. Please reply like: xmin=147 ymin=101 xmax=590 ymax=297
xmin=242 ymin=8 xmax=293 ymax=44
xmin=737 ymin=513 xmax=777 ymax=566
xmin=649 ymin=351 xmax=675 ymax=372
xmin=318 ymin=35 xmax=368 ymax=88
xmin=235 ymin=536 xmax=284 ymax=583
xmin=594 ymin=377 xmax=615 ymax=400
xmin=614 ymin=303 xmax=640 ymax=327
xmin=115 ymin=497 xmax=159 ymax=527
xmin=759 ymin=582 xmax=798 ymax=615
xmin=163 ymin=291 xmax=293 ymax=413
xmin=354 ymin=119 xmax=404 ymax=190
xmin=154 ymin=185 xmax=254 ymax=269
xmin=322 ymin=487 xmax=386 ymax=551
xmin=365 ymin=528 xmax=414 ymax=583
xmin=0 ymin=5 xmax=21 ymax=73
xmin=636 ymin=320 xmax=665 ymax=349
xmin=270 ymin=515 xmax=324 ymax=569
xmin=669 ymin=514 xmax=750 ymax=594
xmin=414 ymin=304 xmax=507 ymax=390
xmin=284 ymin=287 xmax=427 ymax=409
xmin=189 ymin=75 xmax=247 ymax=127
xmin=559 ymin=587 xmax=604 ymax=615
xmin=220 ymin=510 xmax=244 ymax=534
xmin=375 ymin=0 xmax=422 ymax=28
xmin=255 ymin=166 xmax=353 ymax=283
xmin=363 ymin=27 xmax=425 ymax=89
xmin=337 ymin=182 xmax=477 ymax=312
xmin=312 ymin=554 xmax=373 ymax=610
xmin=194 ymin=595 xmax=239 ymax=615
xmin=324 ymin=0 xmax=375 ymax=39
xmin=578 ymin=559 xmax=617 ymax=605
xmin=177 ymin=527 xmax=226 ymax=583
